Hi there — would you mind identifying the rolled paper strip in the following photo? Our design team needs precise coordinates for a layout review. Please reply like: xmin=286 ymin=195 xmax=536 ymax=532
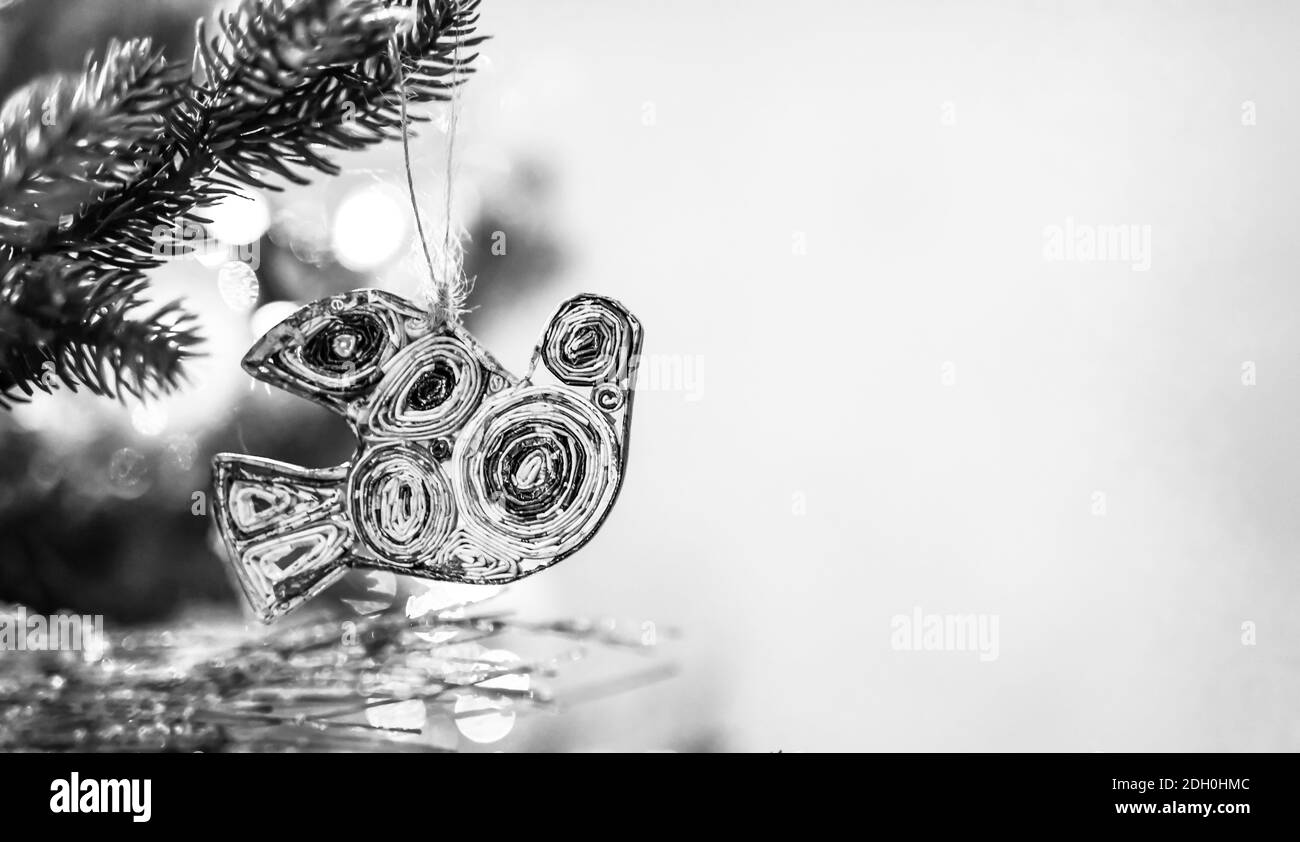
xmin=454 ymin=386 xmax=620 ymax=565
xmin=241 ymin=289 xmax=423 ymax=415
xmin=364 ymin=334 xmax=486 ymax=439
xmin=592 ymin=382 xmax=625 ymax=412
xmin=348 ymin=443 xmax=455 ymax=567
xmin=212 ymin=455 xmax=354 ymax=621
xmin=237 ymin=522 xmax=352 ymax=621
xmin=435 ymin=531 xmax=522 ymax=583
xmin=538 ymin=295 xmax=636 ymax=386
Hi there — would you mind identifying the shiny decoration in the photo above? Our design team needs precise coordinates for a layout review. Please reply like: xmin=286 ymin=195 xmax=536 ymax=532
xmin=213 ymin=289 xmax=643 ymax=621
xmin=0 ymin=601 xmax=671 ymax=752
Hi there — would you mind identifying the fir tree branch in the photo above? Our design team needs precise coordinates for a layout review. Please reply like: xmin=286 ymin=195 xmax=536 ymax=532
xmin=30 ymin=0 xmax=483 ymax=270
xmin=0 ymin=256 xmax=202 ymax=407
xmin=0 ymin=40 xmax=182 ymax=250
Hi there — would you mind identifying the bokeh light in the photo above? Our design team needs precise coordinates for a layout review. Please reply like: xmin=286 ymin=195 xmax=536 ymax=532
xmin=204 ymin=190 xmax=271 ymax=246
xmin=249 ymin=300 xmax=301 ymax=338
xmin=106 ymin=447 xmax=150 ymax=498
xmin=331 ymin=184 xmax=409 ymax=271
xmin=162 ymin=434 xmax=196 ymax=471
xmin=364 ymin=699 xmax=427 ymax=733
xmin=130 ymin=405 xmax=168 ymax=437
xmin=453 ymin=649 xmax=527 ymax=745
xmin=216 ymin=261 xmax=260 ymax=312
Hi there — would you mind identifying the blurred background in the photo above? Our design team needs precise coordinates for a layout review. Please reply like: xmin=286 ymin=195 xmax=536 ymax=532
xmin=3 ymin=0 xmax=1300 ymax=751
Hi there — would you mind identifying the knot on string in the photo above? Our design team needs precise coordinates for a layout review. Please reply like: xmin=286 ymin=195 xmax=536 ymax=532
xmin=419 ymin=227 xmax=472 ymax=326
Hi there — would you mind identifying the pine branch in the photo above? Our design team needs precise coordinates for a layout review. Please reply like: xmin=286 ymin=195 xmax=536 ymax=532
xmin=0 ymin=256 xmax=202 ymax=408
xmin=29 ymin=0 xmax=483 ymax=271
xmin=207 ymin=0 xmax=486 ymax=186
xmin=0 ymin=40 xmax=182 ymax=250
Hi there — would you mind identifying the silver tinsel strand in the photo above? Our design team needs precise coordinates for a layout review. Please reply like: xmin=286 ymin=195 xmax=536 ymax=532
xmin=0 ymin=601 xmax=674 ymax=751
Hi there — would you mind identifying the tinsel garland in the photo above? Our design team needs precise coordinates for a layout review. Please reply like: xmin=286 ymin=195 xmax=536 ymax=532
xmin=0 ymin=600 xmax=673 ymax=751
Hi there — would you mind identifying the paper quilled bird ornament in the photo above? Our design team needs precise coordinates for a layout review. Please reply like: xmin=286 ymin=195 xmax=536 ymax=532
xmin=212 ymin=290 xmax=643 ymax=621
